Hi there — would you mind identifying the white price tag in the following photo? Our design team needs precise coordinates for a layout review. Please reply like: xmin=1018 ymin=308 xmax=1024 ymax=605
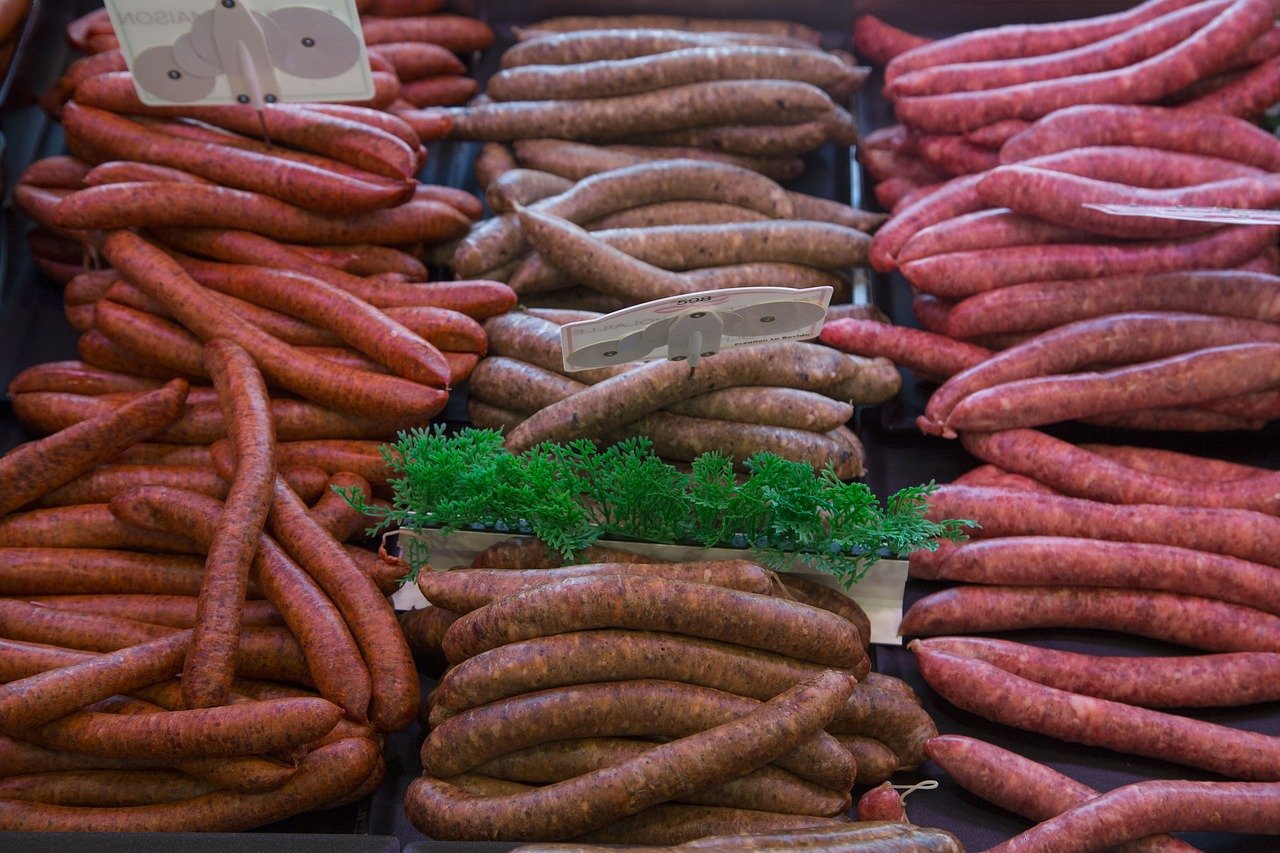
xmin=560 ymin=286 xmax=834 ymax=372
xmin=105 ymin=0 xmax=373 ymax=107
xmin=1083 ymin=203 xmax=1280 ymax=226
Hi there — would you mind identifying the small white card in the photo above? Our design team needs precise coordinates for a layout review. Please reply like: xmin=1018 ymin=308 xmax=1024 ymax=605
xmin=1083 ymin=203 xmax=1280 ymax=226
xmin=105 ymin=0 xmax=373 ymax=106
xmin=560 ymin=286 xmax=834 ymax=372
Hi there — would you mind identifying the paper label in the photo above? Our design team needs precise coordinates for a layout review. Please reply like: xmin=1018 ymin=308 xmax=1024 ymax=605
xmin=106 ymin=0 xmax=373 ymax=106
xmin=560 ymin=286 xmax=834 ymax=372
xmin=1083 ymin=202 xmax=1280 ymax=226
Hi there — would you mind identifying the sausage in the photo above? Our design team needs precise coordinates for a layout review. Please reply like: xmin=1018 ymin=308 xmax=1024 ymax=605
xmin=487 ymin=46 xmax=860 ymax=102
xmin=287 ymin=243 xmax=426 ymax=279
xmin=666 ymin=386 xmax=853 ymax=433
xmin=60 ymin=104 xmax=413 ymax=215
xmin=1000 ymin=104 xmax=1280 ymax=169
xmin=857 ymin=783 xmax=907 ymax=823
xmin=925 ymin=735 xmax=1197 ymax=853
xmin=928 ymin=484 xmax=1280 ymax=568
xmin=360 ymin=13 xmax=493 ymax=51
xmin=0 ymin=631 xmax=189 ymax=734
xmin=100 ymin=233 xmax=450 ymax=421
xmin=966 ymin=119 xmax=1031 ymax=148
xmin=898 ymin=209 xmax=1109 ymax=264
xmin=820 ymin=318 xmax=990 ymax=381
xmin=503 ymin=342 xmax=898 ymax=453
xmin=420 ymin=562 xmax=774 ymax=613
xmin=274 ymin=440 xmax=394 ymax=492
xmin=511 ymin=137 xmax=805 ymax=184
xmin=1181 ymin=51 xmax=1280 ymax=116
xmin=452 ymin=158 xmax=793 ymax=278
xmin=1079 ymin=442 xmax=1271 ymax=481
xmin=868 ymin=173 xmax=984 ymax=271
xmin=53 ymin=181 xmax=470 ymax=246
xmin=0 ymin=769 xmax=214 ymax=807
xmin=72 ymin=75 xmax=418 ymax=179
xmin=825 ymin=684 xmax=936 ymax=770
xmin=442 ymin=574 xmax=863 ymax=668
xmin=439 ymin=79 xmax=836 ymax=142
xmin=919 ymin=636 xmax=1280 ymax=709
xmin=474 ymin=737 xmax=850 ymax=817
xmin=486 ymin=169 xmax=575 ymax=213
xmin=0 ymin=736 xmax=378 ymax=832
xmin=18 ymin=155 xmax=92 ymax=189
xmin=884 ymin=0 xmax=1203 ymax=81
xmin=989 ymin=779 xmax=1280 ymax=853
xmin=0 ymin=548 xmax=213 ymax=597
xmin=20 ymin=595 xmax=281 ymax=630
xmin=935 ymin=536 xmax=1280 ymax=615
xmin=901 ymin=584 xmax=1280 ymax=652
xmin=429 ymin=629 xmax=863 ymax=722
xmin=961 ymin=428 xmax=1280 ymax=512
xmin=0 ymin=504 xmax=201 ymax=553
xmin=945 ymin=270 xmax=1280 ymax=340
xmin=26 ymin=693 xmax=340 ymax=760
xmin=0 ymin=379 xmax=187 ymax=516
xmin=891 ymin=0 xmax=1273 ymax=133
xmin=149 ymin=227 xmax=516 ymax=317
xmin=775 ymin=575 xmax=871 ymax=650
xmin=951 ymin=465 xmax=1060 ymax=494
xmin=888 ymin=0 xmax=1230 ymax=97
xmin=523 ymin=16 xmax=822 ymax=43
xmin=900 ymin=225 xmax=1280 ymax=298
xmin=947 ymin=343 xmax=1280 ymax=433
xmin=914 ymin=644 xmax=1280 ymax=782
xmin=498 ymin=28 xmax=812 ymax=70
xmin=975 ymin=166 xmax=1280 ymax=240
xmin=262 ymin=473 xmax=418 ymax=732
xmin=474 ymin=142 xmax=517 ymax=188
xmin=171 ymin=256 xmax=451 ymax=389
xmin=852 ymin=15 xmax=932 ymax=66
xmin=109 ymin=484 xmax=368 ymax=712
xmin=33 ymin=465 xmax=227 ymax=508
xmin=403 ymin=671 xmax=855 ymax=840
xmin=369 ymin=41 xmax=465 ymax=79
xmin=178 ymin=340 xmax=274 ymax=709
xmin=305 ymin=472 xmax=374 ymax=543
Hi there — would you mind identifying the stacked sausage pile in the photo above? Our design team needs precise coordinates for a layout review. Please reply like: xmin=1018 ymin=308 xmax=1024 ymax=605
xmin=407 ymin=16 xmax=864 ymax=184
xmin=853 ymin=0 xmax=1280 ymax=202
xmin=403 ymin=540 xmax=941 ymax=843
xmin=60 ymin=3 xmax=494 ymax=114
xmin=466 ymin=311 xmax=898 ymax=475
xmin=447 ymin=157 xmax=884 ymax=314
xmin=891 ymin=441 xmax=1280 ymax=847
xmin=0 ymin=339 xmax=413 ymax=830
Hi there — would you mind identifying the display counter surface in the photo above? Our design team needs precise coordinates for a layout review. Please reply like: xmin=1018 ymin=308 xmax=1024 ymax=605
xmin=2 ymin=1 xmax=1279 ymax=850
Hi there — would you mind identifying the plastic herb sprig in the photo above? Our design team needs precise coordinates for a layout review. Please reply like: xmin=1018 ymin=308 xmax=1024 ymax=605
xmin=339 ymin=426 xmax=975 ymax=586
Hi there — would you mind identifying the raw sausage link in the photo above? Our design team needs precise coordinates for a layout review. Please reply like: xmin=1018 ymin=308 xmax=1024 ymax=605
xmin=0 ymin=379 xmax=187 ymax=516
xmin=182 ymin=339 xmax=275 ymax=708
xmin=883 ymin=0 xmax=1203 ymax=81
xmin=441 ymin=574 xmax=864 ymax=668
xmin=961 ymin=428 xmax=1280 ymax=513
xmin=404 ymin=671 xmax=854 ymax=840
xmin=926 ymin=484 xmax=1280 ymax=569
xmin=914 ymin=644 xmax=1280 ymax=781
xmin=0 ymin=548 xmax=211 ymax=597
xmin=892 ymin=0 xmax=1274 ymax=133
xmin=989 ymin=780 xmax=1280 ymax=852
xmin=945 ymin=270 xmax=1280 ymax=340
xmin=935 ymin=535 xmax=1280 ymax=614
xmin=918 ymin=636 xmax=1280 ymax=709
xmin=926 ymin=735 xmax=1197 ymax=853
xmin=901 ymin=584 xmax=1280 ymax=652
xmin=437 ymin=80 xmax=836 ymax=141
xmin=100 ymin=232 xmax=449 ymax=420
xmin=428 ymin=629 xmax=857 ymax=721
xmin=0 ymin=737 xmax=378 ymax=831
xmin=946 ymin=343 xmax=1280 ymax=433
xmin=474 ymin=737 xmax=850 ymax=817
xmin=109 ymin=486 xmax=373 ymax=722
xmin=419 ymin=561 xmax=773 ymax=613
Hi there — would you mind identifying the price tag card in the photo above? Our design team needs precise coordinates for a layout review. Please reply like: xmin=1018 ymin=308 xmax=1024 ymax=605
xmin=105 ymin=0 xmax=373 ymax=106
xmin=560 ymin=286 xmax=834 ymax=372
xmin=1083 ymin=203 xmax=1280 ymax=225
